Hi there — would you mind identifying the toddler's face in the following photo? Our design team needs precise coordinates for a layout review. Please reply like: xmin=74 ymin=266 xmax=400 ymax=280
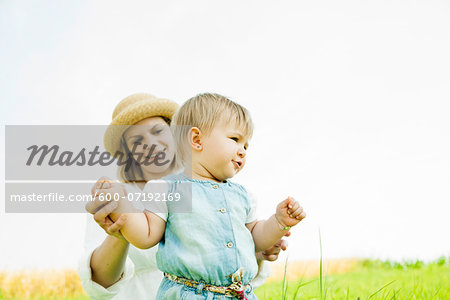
xmin=200 ymin=120 xmax=249 ymax=182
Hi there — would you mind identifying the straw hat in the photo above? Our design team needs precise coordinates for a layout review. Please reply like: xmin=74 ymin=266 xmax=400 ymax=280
xmin=104 ymin=93 xmax=179 ymax=156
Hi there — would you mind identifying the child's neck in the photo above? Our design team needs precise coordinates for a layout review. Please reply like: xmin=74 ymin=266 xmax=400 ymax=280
xmin=184 ymin=165 xmax=226 ymax=183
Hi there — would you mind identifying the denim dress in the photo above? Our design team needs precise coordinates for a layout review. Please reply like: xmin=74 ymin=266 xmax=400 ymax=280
xmin=154 ymin=173 xmax=259 ymax=299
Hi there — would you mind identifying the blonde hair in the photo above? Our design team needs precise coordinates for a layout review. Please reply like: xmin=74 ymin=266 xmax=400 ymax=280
xmin=171 ymin=93 xmax=254 ymax=166
xmin=117 ymin=116 xmax=182 ymax=183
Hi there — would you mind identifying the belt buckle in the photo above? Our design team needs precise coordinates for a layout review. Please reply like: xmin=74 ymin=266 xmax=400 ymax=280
xmin=227 ymin=267 xmax=247 ymax=300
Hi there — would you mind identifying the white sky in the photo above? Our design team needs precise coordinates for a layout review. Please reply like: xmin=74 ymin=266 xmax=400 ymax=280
xmin=1 ymin=0 xmax=449 ymax=270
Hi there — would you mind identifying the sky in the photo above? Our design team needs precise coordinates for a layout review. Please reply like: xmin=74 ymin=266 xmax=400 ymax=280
xmin=1 ymin=0 xmax=449 ymax=270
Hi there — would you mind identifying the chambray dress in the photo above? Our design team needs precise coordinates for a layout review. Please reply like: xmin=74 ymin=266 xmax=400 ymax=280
xmin=146 ymin=173 xmax=259 ymax=300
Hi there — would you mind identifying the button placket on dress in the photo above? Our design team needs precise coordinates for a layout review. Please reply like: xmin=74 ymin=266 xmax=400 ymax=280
xmin=216 ymin=182 xmax=243 ymax=286
xmin=214 ymin=184 xmax=233 ymax=249
xmin=155 ymin=174 xmax=258 ymax=299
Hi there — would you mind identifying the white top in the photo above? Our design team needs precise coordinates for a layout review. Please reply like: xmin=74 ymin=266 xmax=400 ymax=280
xmin=78 ymin=182 xmax=271 ymax=300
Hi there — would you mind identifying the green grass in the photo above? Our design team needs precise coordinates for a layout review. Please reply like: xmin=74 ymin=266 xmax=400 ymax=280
xmin=1 ymin=257 xmax=448 ymax=299
xmin=255 ymin=257 xmax=450 ymax=300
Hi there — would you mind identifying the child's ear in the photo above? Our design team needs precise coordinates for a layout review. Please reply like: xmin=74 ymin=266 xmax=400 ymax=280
xmin=190 ymin=127 xmax=203 ymax=151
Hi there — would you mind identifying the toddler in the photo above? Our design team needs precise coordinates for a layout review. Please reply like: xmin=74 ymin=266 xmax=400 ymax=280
xmin=109 ymin=93 xmax=306 ymax=299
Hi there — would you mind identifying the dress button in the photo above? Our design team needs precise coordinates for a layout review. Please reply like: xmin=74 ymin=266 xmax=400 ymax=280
xmin=212 ymin=184 xmax=218 ymax=189
xmin=220 ymin=208 xmax=227 ymax=213
xmin=226 ymin=242 xmax=233 ymax=248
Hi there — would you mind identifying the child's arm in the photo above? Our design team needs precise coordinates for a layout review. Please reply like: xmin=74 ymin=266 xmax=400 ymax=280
xmin=94 ymin=181 xmax=166 ymax=250
xmin=255 ymin=231 xmax=290 ymax=261
xmin=109 ymin=209 xmax=165 ymax=250
xmin=246 ymin=197 xmax=305 ymax=252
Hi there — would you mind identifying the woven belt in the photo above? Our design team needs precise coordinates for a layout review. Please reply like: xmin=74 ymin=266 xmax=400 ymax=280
xmin=164 ymin=268 xmax=250 ymax=299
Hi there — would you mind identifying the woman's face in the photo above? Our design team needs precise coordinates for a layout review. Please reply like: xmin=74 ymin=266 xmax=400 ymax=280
xmin=123 ymin=116 xmax=175 ymax=176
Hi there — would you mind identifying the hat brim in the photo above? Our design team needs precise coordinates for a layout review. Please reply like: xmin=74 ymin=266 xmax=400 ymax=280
xmin=104 ymin=98 xmax=179 ymax=156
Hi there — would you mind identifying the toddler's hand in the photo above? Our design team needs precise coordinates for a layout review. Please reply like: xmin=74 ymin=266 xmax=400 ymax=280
xmin=86 ymin=177 xmax=132 ymax=214
xmin=85 ymin=177 xmax=129 ymax=241
xmin=275 ymin=197 xmax=306 ymax=228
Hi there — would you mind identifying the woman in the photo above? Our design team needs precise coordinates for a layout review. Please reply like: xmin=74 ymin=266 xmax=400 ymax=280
xmin=78 ymin=93 xmax=288 ymax=300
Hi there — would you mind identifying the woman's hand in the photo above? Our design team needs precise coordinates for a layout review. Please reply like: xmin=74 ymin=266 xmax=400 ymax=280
xmin=85 ymin=176 xmax=129 ymax=241
xmin=256 ymin=231 xmax=291 ymax=261
xmin=93 ymin=200 xmax=129 ymax=242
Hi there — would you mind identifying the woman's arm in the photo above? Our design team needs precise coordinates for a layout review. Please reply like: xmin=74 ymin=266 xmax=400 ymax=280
xmin=90 ymin=234 xmax=130 ymax=288
xmin=88 ymin=198 xmax=130 ymax=287
xmin=78 ymin=213 xmax=135 ymax=299
xmin=83 ymin=177 xmax=132 ymax=288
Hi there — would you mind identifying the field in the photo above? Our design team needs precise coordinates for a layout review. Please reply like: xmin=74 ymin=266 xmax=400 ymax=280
xmin=255 ymin=257 xmax=450 ymax=299
xmin=0 ymin=257 xmax=449 ymax=299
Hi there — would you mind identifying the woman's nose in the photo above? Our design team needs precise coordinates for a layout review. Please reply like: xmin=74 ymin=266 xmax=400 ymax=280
xmin=140 ymin=138 xmax=151 ymax=150
xmin=142 ymin=133 xmax=158 ymax=148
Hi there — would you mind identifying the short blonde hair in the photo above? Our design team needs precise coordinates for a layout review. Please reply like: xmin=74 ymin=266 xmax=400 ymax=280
xmin=171 ymin=93 xmax=254 ymax=165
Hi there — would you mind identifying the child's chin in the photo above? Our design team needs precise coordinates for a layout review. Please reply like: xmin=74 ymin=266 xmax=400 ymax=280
xmin=225 ymin=172 xmax=238 ymax=180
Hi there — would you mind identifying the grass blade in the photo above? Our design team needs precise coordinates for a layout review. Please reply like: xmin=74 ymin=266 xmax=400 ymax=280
xmin=367 ymin=280 xmax=396 ymax=299
xmin=293 ymin=279 xmax=315 ymax=300
xmin=281 ymin=255 xmax=289 ymax=300
xmin=319 ymin=228 xmax=323 ymax=300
